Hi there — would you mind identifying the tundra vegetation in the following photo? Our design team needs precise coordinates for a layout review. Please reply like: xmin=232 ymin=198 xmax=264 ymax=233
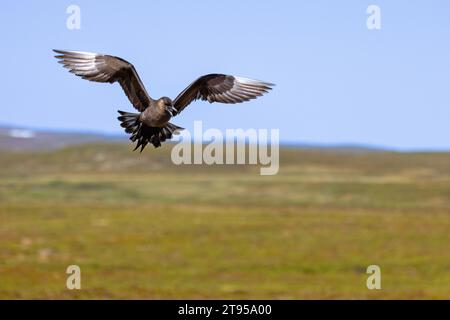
xmin=1 ymin=143 xmax=450 ymax=299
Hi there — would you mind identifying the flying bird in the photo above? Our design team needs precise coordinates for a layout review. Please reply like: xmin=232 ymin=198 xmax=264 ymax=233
xmin=53 ymin=50 xmax=274 ymax=152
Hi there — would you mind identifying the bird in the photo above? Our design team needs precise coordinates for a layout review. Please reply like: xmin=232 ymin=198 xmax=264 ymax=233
xmin=53 ymin=49 xmax=274 ymax=152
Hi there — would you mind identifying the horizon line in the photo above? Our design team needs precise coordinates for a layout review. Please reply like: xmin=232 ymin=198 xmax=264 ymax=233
xmin=1 ymin=122 xmax=449 ymax=153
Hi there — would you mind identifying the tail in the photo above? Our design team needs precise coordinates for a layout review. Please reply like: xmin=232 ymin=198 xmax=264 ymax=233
xmin=117 ymin=110 xmax=183 ymax=152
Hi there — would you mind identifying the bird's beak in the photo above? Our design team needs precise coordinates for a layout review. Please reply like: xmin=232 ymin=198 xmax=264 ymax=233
xmin=168 ymin=105 xmax=177 ymax=116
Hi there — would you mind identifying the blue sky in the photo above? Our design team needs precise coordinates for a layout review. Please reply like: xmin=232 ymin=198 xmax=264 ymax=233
xmin=1 ymin=1 xmax=449 ymax=150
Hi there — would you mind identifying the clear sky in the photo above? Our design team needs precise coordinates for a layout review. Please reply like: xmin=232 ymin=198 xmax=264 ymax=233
xmin=1 ymin=1 xmax=449 ymax=150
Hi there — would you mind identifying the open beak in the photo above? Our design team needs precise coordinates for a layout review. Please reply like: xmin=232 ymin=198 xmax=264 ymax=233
xmin=168 ymin=105 xmax=177 ymax=117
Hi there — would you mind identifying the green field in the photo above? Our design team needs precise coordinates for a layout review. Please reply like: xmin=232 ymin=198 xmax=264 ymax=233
xmin=1 ymin=143 xmax=450 ymax=299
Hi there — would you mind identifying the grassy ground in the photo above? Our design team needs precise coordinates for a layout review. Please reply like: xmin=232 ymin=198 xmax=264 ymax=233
xmin=1 ymin=143 xmax=450 ymax=299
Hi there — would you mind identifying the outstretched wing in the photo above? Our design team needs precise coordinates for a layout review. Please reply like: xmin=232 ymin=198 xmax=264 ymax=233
xmin=54 ymin=50 xmax=152 ymax=112
xmin=172 ymin=74 xmax=274 ymax=116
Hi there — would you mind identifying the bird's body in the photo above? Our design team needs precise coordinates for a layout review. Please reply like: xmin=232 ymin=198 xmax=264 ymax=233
xmin=140 ymin=98 xmax=173 ymax=127
xmin=54 ymin=50 xmax=274 ymax=151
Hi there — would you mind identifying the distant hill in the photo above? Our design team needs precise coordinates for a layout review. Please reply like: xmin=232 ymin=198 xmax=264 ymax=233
xmin=0 ymin=125 xmax=124 ymax=151
xmin=0 ymin=124 xmax=391 ymax=153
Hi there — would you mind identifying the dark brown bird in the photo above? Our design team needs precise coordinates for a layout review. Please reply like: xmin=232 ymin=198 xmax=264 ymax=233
xmin=53 ymin=50 xmax=274 ymax=152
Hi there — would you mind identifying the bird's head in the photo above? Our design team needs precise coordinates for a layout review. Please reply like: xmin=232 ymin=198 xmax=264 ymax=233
xmin=158 ymin=97 xmax=176 ymax=116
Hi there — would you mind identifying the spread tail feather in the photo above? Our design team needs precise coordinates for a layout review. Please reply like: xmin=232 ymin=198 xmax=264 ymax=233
xmin=117 ymin=110 xmax=183 ymax=152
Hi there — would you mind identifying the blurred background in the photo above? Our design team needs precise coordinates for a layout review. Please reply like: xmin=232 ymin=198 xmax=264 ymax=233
xmin=1 ymin=1 xmax=450 ymax=299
